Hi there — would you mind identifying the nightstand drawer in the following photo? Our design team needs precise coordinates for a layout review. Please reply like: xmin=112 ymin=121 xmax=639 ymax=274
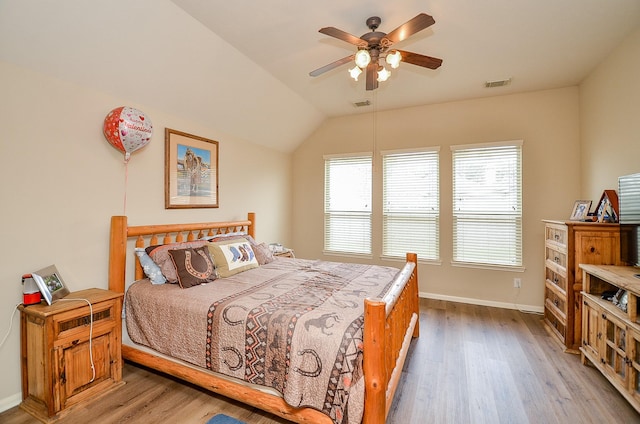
xmin=54 ymin=301 xmax=117 ymax=343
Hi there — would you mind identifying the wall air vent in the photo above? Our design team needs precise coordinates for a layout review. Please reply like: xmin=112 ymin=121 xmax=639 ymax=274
xmin=485 ymin=78 xmax=512 ymax=88
xmin=353 ymin=100 xmax=371 ymax=107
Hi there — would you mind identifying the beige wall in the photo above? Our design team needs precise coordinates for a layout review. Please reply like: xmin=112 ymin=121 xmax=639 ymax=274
xmin=292 ymin=87 xmax=581 ymax=310
xmin=0 ymin=61 xmax=292 ymax=405
xmin=580 ymin=26 xmax=640 ymax=199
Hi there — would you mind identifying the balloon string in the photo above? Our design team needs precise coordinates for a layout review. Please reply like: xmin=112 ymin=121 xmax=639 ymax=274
xmin=123 ymin=160 xmax=129 ymax=215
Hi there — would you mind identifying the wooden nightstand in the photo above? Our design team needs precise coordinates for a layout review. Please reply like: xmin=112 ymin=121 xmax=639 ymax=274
xmin=19 ymin=288 xmax=124 ymax=422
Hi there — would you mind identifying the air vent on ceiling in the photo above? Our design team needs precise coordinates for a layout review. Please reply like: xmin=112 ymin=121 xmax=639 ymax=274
xmin=485 ymin=78 xmax=512 ymax=88
xmin=353 ymin=100 xmax=371 ymax=107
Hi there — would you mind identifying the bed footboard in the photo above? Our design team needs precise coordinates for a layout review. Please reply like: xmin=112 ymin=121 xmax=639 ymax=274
xmin=363 ymin=252 xmax=419 ymax=423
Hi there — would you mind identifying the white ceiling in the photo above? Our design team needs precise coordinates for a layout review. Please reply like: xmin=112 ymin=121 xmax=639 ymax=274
xmin=1 ymin=1 xmax=639 ymax=153
xmin=172 ymin=0 xmax=640 ymax=117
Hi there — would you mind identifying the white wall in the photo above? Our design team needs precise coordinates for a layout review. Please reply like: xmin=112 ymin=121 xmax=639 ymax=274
xmin=292 ymin=87 xmax=581 ymax=311
xmin=0 ymin=61 xmax=293 ymax=407
xmin=580 ymin=26 xmax=640 ymax=199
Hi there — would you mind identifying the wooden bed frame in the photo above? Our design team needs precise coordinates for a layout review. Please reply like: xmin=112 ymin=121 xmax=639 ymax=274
xmin=108 ymin=213 xmax=419 ymax=423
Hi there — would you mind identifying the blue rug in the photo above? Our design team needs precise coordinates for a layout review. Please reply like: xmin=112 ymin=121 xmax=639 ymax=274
xmin=206 ymin=414 xmax=246 ymax=424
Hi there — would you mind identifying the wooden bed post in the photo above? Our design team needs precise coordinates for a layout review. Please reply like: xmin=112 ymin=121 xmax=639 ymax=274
xmin=363 ymin=298 xmax=386 ymax=424
xmin=109 ymin=216 xmax=128 ymax=293
xmin=407 ymin=252 xmax=419 ymax=338
xmin=247 ymin=212 xmax=256 ymax=239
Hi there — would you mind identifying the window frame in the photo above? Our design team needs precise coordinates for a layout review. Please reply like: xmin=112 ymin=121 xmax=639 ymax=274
xmin=381 ymin=147 xmax=440 ymax=262
xmin=323 ymin=152 xmax=373 ymax=257
xmin=451 ymin=140 xmax=523 ymax=271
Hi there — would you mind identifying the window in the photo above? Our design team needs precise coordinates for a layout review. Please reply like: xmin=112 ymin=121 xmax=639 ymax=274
xmin=382 ymin=148 xmax=440 ymax=260
xmin=324 ymin=154 xmax=372 ymax=255
xmin=451 ymin=141 xmax=522 ymax=268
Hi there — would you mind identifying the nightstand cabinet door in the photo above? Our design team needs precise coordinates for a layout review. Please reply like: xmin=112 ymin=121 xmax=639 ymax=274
xmin=20 ymin=288 xmax=123 ymax=422
xmin=57 ymin=332 xmax=111 ymax=407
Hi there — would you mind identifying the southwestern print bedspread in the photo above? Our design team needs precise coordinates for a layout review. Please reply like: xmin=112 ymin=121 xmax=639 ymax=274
xmin=125 ymin=258 xmax=399 ymax=424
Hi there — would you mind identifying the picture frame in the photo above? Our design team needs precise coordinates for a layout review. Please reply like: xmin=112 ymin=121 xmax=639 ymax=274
xmin=165 ymin=128 xmax=219 ymax=209
xmin=569 ymin=200 xmax=591 ymax=221
xmin=32 ymin=264 xmax=70 ymax=305
xmin=596 ymin=189 xmax=619 ymax=223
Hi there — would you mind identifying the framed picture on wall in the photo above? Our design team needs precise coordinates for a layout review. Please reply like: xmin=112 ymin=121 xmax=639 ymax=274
xmin=569 ymin=200 xmax=591 ymax=221
xmin=165 ymin=128 xmax=219 ymax=209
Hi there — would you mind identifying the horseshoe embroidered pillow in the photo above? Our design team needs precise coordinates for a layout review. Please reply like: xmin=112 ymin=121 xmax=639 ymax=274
xmin=168 ymin=246 xmax=217 ymax=288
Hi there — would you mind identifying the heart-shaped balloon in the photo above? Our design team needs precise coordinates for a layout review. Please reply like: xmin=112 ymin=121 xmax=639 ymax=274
xmin=103 ymin=106 xmax=153 ymax=162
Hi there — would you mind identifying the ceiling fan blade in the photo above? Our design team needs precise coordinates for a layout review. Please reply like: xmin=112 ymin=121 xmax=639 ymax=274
xmin=365 ymin=62 xmax=378 ymax=91
xmin=382 ymin=13 xmax=435 ymax=45
xmin=309 ymin=55 xmax=355 ymax=77
xmin=319 ymin=27 xmax=367 ymax=47
xmin=397 ymin=50 xmax=442 ymax=69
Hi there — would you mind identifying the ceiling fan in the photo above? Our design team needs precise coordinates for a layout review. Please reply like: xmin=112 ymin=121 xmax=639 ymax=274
xmin=310 ymin=13 xmax=443 ymax=90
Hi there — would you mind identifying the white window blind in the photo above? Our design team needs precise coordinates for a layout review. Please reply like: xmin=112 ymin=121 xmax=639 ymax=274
xmin=382 ymin=149 xmax=439 ymax=260
xmin=452 ymin=142 xmax=522 ymax=267
xmin=324 ymin=154 xmax=372 ymax=255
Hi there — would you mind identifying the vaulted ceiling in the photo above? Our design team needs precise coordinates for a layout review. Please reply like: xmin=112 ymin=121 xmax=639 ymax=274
xmin=1 ymin=1 xmax=639 ymax=152
xmin=172 ymin=0 xmax=640 ymax=116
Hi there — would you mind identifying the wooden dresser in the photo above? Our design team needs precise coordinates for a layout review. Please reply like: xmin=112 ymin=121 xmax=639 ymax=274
xmin=19 ymin=288 xmax=123 ymax=422
xmin=580 ymin=264 xmax=640 ymax=412
xmin=543 ymin=220 xmax=621 ymax=353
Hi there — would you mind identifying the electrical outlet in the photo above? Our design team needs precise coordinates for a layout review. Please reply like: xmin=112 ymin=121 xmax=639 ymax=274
xmin=513 ymin=278 xmax=522 ymax=288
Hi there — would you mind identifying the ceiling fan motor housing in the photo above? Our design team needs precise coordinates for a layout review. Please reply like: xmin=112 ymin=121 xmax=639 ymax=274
xmin=366 ymin=16 xmax=381 ymax=31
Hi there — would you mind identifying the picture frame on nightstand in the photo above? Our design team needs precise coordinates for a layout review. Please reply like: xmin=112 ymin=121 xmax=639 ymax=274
xmin=32 ymin=264 xmax=70 ymax=305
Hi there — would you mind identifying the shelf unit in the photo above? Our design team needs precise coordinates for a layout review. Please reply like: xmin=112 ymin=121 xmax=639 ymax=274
xmin=580 ymin=264 xmax=640 ymax=412
xmin=543 ymin=220 xmax=621 ymax=353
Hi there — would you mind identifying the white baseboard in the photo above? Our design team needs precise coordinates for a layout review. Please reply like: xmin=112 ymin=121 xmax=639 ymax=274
xmin=420 ymin=291 xmax=544 ymax=314
xmin=0 ymin=392 xmax=21 ymax=413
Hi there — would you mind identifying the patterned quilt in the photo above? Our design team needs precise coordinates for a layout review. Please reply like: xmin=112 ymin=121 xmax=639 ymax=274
xmin=125 ymin=258 xmax=399 ymax=424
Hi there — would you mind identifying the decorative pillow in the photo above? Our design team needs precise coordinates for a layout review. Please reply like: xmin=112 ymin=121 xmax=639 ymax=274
xmin=168 ymin=246 xmax=217 ymax=288
xmin=253 ymin=242 xmax=275 ymax=265
xmin=201 ymin=231 xmax=247 ymax=241
xmin=146 ymin=240 xmax=207 ymax=283
xmin=134 ymin=248 xmax=166 ymax=285
xmin=207 ymin=238 xmax=259 ymax=278
xmin=206 ymin=233 xmax=258 ymax=247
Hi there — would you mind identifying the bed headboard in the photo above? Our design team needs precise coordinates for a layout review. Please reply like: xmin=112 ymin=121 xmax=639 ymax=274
xmin=108 ymin=212 xmax=255 ymax=293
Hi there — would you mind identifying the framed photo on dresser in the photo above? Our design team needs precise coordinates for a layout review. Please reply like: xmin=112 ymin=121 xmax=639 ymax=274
xmin=569 ymin=200 xmax=591 ymax=221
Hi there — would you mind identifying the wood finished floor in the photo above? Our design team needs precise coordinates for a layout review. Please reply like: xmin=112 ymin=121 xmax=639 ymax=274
xmin=2 ymin=298 xmax=639 ymax=423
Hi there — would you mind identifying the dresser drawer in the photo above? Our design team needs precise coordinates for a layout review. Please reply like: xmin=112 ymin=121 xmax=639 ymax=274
xmin=545 ymin=283 xmax=567 ymax=318
xmin=546 ymin=247 xmax=567 ymax=271
xmin=546 ymin=267 xmax=567 ymax=293
xmin=545 ymin=224 xmax=567 ymax=249
xmin=544 ymin=308 xmax=566 ymax=341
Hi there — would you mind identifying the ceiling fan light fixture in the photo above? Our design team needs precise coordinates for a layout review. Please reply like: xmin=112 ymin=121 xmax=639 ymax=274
xmin=348 ymin=66 xmax=363 ymax=81
xmin=354 ymin=49 xmax=371 ymax=68
xmin=386 ymin=50 xmax=401 ymax=69
xmin=377 ymin=66 xmax=391 ymax=82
